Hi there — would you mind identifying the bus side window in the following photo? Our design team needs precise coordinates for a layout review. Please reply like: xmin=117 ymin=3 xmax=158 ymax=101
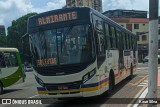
xmin=95 ymin=29 xmax=105 ymax=55
xmin=125 ymin=33 xmax=128 ymax=50
xmin=130 ymin=35 xmax=133 ymax=49
xmin=94 ymin=18 xmax=105 ymax=55
xmin=104 ymin=23 xmax=111 ymax=49
xmin=0 ymin=53 xmax=6 ymax=68
xmin=111 ymin=26 xmax=116 ymax=48
xmin=108 ymin=25 xmax=113 ymax=48
xmin=92 ymin=14 xmax=106 ymax=68
xmin=123 ymin=33 xmax=126 ymax=50
xmin=115 ymin=29 xmax=118 ymax=48
xmin=128 ymin=34 xmax=131 ymax=49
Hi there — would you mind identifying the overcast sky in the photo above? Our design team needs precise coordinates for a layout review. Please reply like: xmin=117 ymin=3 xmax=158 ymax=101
xmin=0 ymin=0 xmax=149 ymax=30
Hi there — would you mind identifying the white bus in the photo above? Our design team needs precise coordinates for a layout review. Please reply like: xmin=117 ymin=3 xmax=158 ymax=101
xmin=27 ymin=7 xmax=138 ymax=98
xmin=0 ymin=48 xmax=25 ymax=94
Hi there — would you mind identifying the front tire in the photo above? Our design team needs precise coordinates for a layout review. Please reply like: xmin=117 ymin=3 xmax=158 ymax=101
xmin=0 ymin=82 xmax=3 ymax=95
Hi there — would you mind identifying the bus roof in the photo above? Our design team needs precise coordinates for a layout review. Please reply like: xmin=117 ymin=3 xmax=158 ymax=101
xmin=28 ymin=6 xmax=136 ymax=36
xmin=0 ymin=48 xmax=19 ymax=52
xmin=27 ymin=7 xmax=91 ymax=32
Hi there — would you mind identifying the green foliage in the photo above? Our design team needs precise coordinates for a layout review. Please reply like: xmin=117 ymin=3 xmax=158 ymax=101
xmin=7 ymin=12 xmax=37 ymax=63
xmin=0 ymin=35 xmax=7 ymax=47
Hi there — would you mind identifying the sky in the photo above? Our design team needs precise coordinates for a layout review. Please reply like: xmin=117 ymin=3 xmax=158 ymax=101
xmin=0 ymin=0 xmax=149 ymax=31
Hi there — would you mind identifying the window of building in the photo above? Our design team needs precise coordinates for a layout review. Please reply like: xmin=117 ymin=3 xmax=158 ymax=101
xmin=134 ymin=24 xmax=139 ymax=29
xmin=142 ymin=35 xmax=147 ymax=41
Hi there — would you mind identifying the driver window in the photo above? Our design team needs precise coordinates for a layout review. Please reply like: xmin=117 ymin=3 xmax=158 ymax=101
xmin=93 ymin=14 xmax=106 ymax=68
xmin=93 ymin=15 xmax=105 ymax=56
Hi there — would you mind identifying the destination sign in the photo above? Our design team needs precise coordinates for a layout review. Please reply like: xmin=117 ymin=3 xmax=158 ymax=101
xmin=37 ymin=11 xmax=78 ymax=25
xmin=37 ymin=58 xmax=57 ymax=66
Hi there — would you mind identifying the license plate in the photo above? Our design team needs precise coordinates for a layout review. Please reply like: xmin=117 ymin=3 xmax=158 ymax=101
xmin=58 ymin=86 xmax=68 ymax=90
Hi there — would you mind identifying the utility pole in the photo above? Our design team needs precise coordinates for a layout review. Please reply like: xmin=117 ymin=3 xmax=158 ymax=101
xmin=148 ymin=0 xmax=158 ymax=102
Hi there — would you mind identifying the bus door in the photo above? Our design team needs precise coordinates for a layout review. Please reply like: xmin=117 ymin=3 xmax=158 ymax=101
xmin=0 ymin=52 xmax=21 ymax=87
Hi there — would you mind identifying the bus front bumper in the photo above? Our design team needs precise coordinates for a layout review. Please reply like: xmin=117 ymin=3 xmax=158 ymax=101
xmin=37 ymin=86 xmax=100 ymax=98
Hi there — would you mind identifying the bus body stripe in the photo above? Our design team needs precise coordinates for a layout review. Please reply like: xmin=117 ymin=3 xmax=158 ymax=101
xmin=37 ymin=67 xmax=136 ymax=94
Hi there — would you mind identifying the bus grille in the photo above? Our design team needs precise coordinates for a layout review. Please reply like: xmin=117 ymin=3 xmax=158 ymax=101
xmin=44 ymin=81 xmax=81 ymax=91
xmin=34 ymin=63 xmax=89 ymax=76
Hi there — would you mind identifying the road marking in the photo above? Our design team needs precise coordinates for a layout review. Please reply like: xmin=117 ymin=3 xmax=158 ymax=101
xmin=137 ymin=66 xmax=160 ymax=70
xmin=29 ymin=94 xmax=39 ymax=98
xmin=128 ymin=75 xmax=148 ymax=86
xmin=138 ymin=85 xmax=145 ymax=87
xmin=140 ymin=83 xmax=147 ymax=85
xmin=127 ymin=83 xmax=147 ymax=107
xmin=133 ymin=87 xmax=148 ymax=107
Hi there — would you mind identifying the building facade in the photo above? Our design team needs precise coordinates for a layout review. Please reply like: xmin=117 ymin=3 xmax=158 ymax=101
xmin=103 ymin=9 xmax=147 ymax=18
xmin=66 ymin=0 xmax=102 ymax=12
xmin=111 ymin=18 xmax=149 ymax=62
xmin=0 ymin=25 xmax=6 ymax=36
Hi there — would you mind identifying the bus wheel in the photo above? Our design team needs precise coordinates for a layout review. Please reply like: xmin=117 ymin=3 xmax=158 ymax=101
xmin=129 ymin=64 xmax=133 ymax=80
xmin=108 ymin=71 xmax=115 ymax=95
xmin=0 ymin=82 xmax=3 ymax=95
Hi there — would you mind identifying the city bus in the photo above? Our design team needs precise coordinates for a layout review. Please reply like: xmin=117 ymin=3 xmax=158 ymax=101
xmin=27 ymin=7 xmax=138 ymax=98
xmin=0 ymin=48 xmax=25 ymax=94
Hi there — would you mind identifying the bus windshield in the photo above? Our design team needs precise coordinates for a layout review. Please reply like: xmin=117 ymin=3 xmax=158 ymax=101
xmin=29 ymin=24 xmax=95 ymax=66
xmin=0 ymin=52 xmax=18 ymax=68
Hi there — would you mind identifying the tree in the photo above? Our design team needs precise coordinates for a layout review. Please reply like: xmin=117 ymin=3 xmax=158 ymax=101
xmin=7 ymin=12 xmax=37 ymax=63
xmin=0 ymin=35 xmax=7 ymax=47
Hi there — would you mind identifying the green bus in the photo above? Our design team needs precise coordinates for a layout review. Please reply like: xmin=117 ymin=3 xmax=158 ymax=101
xmin=0 ymin=48 xmax=25 ymax=94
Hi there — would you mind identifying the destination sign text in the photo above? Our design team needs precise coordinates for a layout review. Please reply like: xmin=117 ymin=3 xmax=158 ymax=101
xmin=38 ymin=11 xmax=78 ymax=25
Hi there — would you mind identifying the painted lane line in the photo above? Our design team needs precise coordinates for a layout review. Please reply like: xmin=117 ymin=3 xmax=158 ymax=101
xmin=128 ymin=75 xmax=148 ymax=86
xmin=137 ymin=67 xmax=160 ymax=70
xmin=133 ymin=88 xmax=148 ymax=107
xmin=29 ymin=94 xmax=39 ymax=98
xmin=127 ymin=84 xmax=147 ymax=107
xmin=138 ymin=85 xmax=145 ymax=87
xmin=140 ymin=83 xmax=148 ymax=85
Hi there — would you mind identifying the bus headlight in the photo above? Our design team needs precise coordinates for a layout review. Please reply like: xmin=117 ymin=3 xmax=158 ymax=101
xmin=82 ymin=68 xmax=96 ymax=83
xmin=34 ymin=75 xmax=44 ymax=86
xmin=83 ymin=74 xmax=89 ymax=83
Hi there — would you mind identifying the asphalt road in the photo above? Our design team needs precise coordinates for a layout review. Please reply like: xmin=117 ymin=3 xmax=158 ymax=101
xmin=0 ymin=63 xmax=150 ymax=107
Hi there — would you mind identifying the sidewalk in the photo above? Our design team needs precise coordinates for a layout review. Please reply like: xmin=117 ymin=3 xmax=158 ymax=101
xmin=133 ymin=71 xmax=160 ymax=107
